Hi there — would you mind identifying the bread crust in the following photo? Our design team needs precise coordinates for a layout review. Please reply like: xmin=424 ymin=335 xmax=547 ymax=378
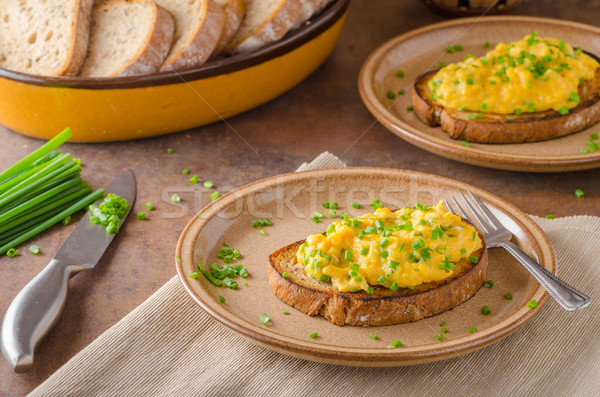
xmin=118 ymin=3 xmax=174 ymax=76
xmin=159 ymin=0 xmax=226 ymax=71
xmin=412 ymin=68 xmax=600 ymax=143
xmin=268 ymin=230 xmax=488 ymax=327
xmin=226 ymin=0 xmax=302 ymax=54
xmin=212 ymin=0 xmax=246 ymax=57
xmin=62 ymin=0 xmax=94 ymax=76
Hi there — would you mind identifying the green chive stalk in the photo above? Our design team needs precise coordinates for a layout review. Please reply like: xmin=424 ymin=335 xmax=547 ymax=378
xmin=0 ymin=128 xmax=107 ymax=255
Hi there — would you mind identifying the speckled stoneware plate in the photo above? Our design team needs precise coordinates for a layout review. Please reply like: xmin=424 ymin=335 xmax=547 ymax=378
xmin=176 ymin=168 xmax=554 ymax=366
xmin=358 ymin=16 xmax=600 ymax=172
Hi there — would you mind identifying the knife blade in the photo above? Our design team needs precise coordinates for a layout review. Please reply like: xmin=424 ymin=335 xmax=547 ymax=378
xmin=0 ymin=170 xmax=136 ymax=373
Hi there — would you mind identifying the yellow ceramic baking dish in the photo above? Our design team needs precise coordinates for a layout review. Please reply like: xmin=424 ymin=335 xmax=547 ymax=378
xmin=0 ymin=0 xmax=349 ymax=142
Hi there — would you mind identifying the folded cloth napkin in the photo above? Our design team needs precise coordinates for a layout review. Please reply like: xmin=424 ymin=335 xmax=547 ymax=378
xmin=31 ymin=153 xmax=599 ymax=397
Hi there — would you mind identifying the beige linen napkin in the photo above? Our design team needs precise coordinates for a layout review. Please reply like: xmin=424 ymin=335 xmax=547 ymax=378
xmin=31 ymin=153 xmax=599 ymax=397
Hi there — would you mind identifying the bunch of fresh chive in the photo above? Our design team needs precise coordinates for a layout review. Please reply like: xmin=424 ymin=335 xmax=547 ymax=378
xmin=0 ymin=128 xmax=105 ymax=255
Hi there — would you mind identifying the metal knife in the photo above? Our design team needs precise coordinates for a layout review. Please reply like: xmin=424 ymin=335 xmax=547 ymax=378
xmin=0 ymin=169 xmax=136 ymax=373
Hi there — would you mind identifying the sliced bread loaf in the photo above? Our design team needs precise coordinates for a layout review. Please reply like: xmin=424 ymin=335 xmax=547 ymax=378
xmin=80 ymin=0 xmax=174 ymax=77
xmin=0 ymin=0 xmax=93 ymax=76
xmin=212 ymin=0 xmax=246 ymax=56
xmin=225 ymin=0 xmax=302 ymax=54
xmin=155 ymin=0 xmax=225 ymax=71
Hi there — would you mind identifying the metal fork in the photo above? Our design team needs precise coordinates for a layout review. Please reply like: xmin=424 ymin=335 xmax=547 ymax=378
xmin=446 ymin=190 xmax=591 ymax=311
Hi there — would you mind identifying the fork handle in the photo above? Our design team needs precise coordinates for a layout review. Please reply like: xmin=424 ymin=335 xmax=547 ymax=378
xmin=500 ymin=242 xmax=591 ymax=311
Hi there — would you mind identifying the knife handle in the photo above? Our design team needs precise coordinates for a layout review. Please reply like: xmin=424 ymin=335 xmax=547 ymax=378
xmin=1 ymin=259 xmax=81 ymax=373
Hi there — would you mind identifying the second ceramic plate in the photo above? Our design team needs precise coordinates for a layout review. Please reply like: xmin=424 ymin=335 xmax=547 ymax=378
xmin=176 ymin=168 xmax=554 ymax=366
xmin=359 ymin=16 xmax=600 ymax=172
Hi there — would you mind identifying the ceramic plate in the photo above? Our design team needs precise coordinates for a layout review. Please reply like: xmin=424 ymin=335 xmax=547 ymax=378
xmin=358 ymin=16 xmax=600 ymax=172
xmin=176 ymin=168 xmax=554 ymax=366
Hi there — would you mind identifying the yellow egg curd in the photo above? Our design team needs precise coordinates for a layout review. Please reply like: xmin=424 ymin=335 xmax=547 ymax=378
xmin=296 ymin=201 xmax=483 ymax=293
xmin=429 ymin=32 xmax=599 ymax=115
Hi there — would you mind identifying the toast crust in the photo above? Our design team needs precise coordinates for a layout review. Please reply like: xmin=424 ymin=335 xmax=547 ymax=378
xmin=65 ymin=0 xmax=94 ymax=76
xmin=268 ymin=231 xmax=488 ymax=327
xmin=412 ymin=68 xmax=600 ymax=143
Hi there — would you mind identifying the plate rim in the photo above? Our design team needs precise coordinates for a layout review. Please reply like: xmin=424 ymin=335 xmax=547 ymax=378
xmin=358 ymin=15 xmax=600 ymax=173
xmin=175 ymin=167 xmax=554 ymax=366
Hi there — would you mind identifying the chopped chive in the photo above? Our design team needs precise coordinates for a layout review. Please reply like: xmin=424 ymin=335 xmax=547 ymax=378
xmin=369 ymin=333 xmax=378 ymax=340
xmin=469 ymin=256 xmax=479 ymax=264
xmin=189 ymin=175 xmax=198 ymax=184
xmin=406 ymin=105 xmax=414 ymax=111
xmin=29 ymin=245 xmax=40 ymax=255
xmin=145 ymin=202 xmax=155 ymax=211
xmin=440 ymin=321 xmax=446 ymax=326
xmin=218 ymin=295 xmax=225 ymax=304
xmin=527 ymin=299 xmax=538 ymax=309
xmin=203 ymin=181 xmax=214 ymax=189
xmin=167 ymin=148 xmax=174 ymax=154
xmin=6 ymin=248 xmax=19 ymax=257
xmin=309 ymin=332 xmax=318 ymax=339
xmin=176 ymin=256 xmax=182 ymax=263
xmin=388 ymin=340 xmax=402 ymax=348
xmin=504 ymin=293 xmax=513 ymax=300
xmin=484 ymin=41 xmax=490 ymax=48
xmin=558 ymin=106 xmax=569 ymax=115
xmin=395 ymin=70 xmax=405 ymax=78
xmin=282 ymin=271 xmax=289 ymax=278
xmin=351 ymin=201 xmax=361 ymax=209
xmin=436 ymin=333 xmax=443 ymax=341
xmin=438 ymin=61 xmax=446 ymax=68
xmin=360 ymin=247 xmax=369 ymax=256
xmin=62 ymin=216 xmax=71 ymax=226
xmin=210 ymin=192 xmax=221 ymax=200
xmin=398 ymin=243 xmax=405 ymax=253
xmin=259 ymin=229 xmax=266 ymax=236
xmin=386 ymin=90 xmax=395 ymax=99
xmin=182 ymin=168 xmax=190 ymax=175
xmin=189 ymin=272 xmax=199 ymax=279
xmin=592 ymin=133 xmax=599 ymax=140
xmin=283 ymin=311 xmax=290 ymax=315
xmin=461 ymin=140 xmax=471 ymax=147
xmin=545 ymin=214 xmax=554 ymax=219
xmin=483 ymin=280 xmax=494 ymax=288
xmin=137 ymin=212 xmax=146 ymax=220
xmin=171 ymin=193 xmax=181 ymax=203
xmin=469 ymin=326 xmax=477 ymax=333
xmin=481 ymin=305 xmax=491 ymax=315
xmin=367 ymin=287 xmax=374 ymax=295
xmin=260 ymin=313 xmax=270 ymax=325
xmin=345 ymin=250 xmax=353 ymax=261
xmin=398 ymin=89 xmax=406 ymax=95
xmin=575 ymin=189 xmax=585 ymax=198
xmin=442 ymin=327 xmax=448 ymax=333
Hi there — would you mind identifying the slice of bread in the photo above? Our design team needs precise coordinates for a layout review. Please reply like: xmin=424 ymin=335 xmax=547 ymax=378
xmin=225 ymin=0 xmax=302 ymax=54
xmin=291 ymin=0 xmax=331 ymax=29
xmin=212 ymin=0 xmax=246 ymax=56
xmin=80 ymin=0 xmax=174 ymax=77
xmin=412 ymin=68 xmax=600 ymax=143
xmin=268 ymin=233 xmax=487 ymax=327
xmin=0 ymin=0 xmax=93 ymax=76
xmin=155 ymin=0 xmax=225 ymax=71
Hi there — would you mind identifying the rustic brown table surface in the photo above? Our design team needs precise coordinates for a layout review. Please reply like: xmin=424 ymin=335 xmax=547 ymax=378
xmin=2 ymin=0 xmax=600 ymax=394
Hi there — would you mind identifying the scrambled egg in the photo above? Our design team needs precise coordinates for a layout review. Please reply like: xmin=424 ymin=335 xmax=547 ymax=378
xmin=429 ymin=32 xmax=599 ymax=114
xmin=296 ymin=201 xmax=483 ymax=292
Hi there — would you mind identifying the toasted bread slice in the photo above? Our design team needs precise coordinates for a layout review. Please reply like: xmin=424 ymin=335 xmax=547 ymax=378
xmin=0 ymin=0 xmax=93 ymax=76
xmin=155 ymin=0 xmax=225 ymax=71
xmin=412 ymin=68 xmax=600 ymax=143
xmin=225 ymin=0 xmax=302 ymax=54
xmin=80 ymin=0 xmax=174 ymax=77
xmin=268 ymin=233 xmax=488 ymax=327
xmin=212 ymin=0 xmax=246 ymax=56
